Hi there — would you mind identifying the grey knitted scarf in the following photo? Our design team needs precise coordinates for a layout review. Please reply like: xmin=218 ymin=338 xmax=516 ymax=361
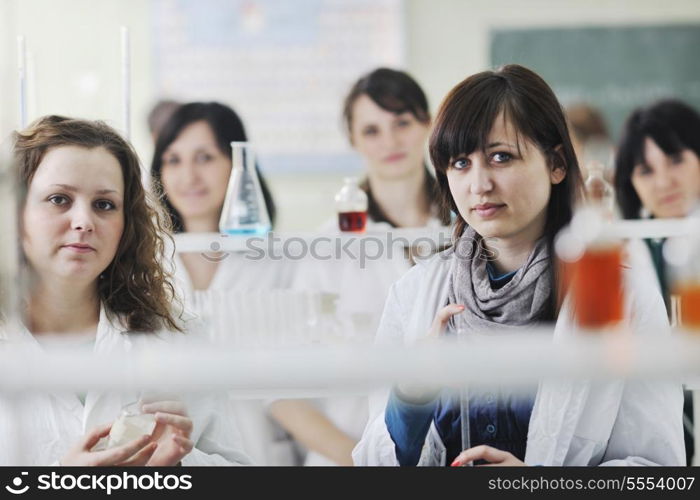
xmin=446 ymin=226 xmax=552 ymax=334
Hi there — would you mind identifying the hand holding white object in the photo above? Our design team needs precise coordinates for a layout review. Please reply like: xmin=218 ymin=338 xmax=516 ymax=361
xmin=60 ymin=422 xmax=157 ymax=466
xmin=140 ymin=399 xmax=194 ymax=466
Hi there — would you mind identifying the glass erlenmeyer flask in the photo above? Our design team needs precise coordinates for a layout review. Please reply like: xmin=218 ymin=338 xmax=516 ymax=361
xmin=219 ymin=142 xmax=271 ymax=235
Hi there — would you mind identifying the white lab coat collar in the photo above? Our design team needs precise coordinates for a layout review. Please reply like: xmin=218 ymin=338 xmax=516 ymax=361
xmin=7 ymin=305 xmax=141 ymax=433
xmin=8 ymin=303 xmax=127 ymax=347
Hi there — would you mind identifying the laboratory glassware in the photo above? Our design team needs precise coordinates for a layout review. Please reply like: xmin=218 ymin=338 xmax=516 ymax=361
xmin=556 ymin=208 xmax=624 ymax=330
xmin=219 ymin=142 xmax=271 ymax=235
xmin=98 ymin=401 xmax=156 ymax=449
xmin=584 ymin=162 xmax=615 ymax=217
xmin=447 ymin=313 xmax=472 ymax=465
xmin=0 ymin=147 xmax=20 ymax=327
xmin=335 ymin=177 xmax=368 ymax=233
xmin=665 ymin=210 xmax=700 ymax=330
xmin=458 ymin=325 xmax=471 ymax=466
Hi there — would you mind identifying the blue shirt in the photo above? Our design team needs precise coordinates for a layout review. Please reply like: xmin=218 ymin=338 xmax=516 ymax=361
xmin=385 ymin=262 xmax=534 ymax=466
xmin=385 ymin=389 xmax=535 ymax=466
xmin=486 ymin=261 xmax=517 ymax=290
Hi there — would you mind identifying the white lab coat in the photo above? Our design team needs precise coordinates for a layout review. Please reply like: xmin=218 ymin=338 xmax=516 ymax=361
xmin=172 ymin=252 xmax=298 ymax=466
xmin=0 ymin=307 xmax=252 ymax=466
xmin=173 ymin=252 xmax=297 ymax=298
xmin=624 ymin=238 xmax=662 ymax=292
xmin=352 ymin=250 xmax=686 ymax=466
xmin=290 ymin=218 xmax=448 ymax=465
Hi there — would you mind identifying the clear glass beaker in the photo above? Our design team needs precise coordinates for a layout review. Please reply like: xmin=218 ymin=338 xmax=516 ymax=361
xmin=107 ymin=401 xmax=156 ymax=448
xmin=219 ymin=142 xmax=271 ymax=235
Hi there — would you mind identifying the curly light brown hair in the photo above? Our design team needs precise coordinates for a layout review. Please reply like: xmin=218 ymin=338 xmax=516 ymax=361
xmin=14 ymin=115 xmax=182 ymax=333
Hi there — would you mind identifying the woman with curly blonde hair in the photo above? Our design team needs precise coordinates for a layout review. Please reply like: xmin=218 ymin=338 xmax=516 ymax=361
xmin=1 ymin=115 xmax=251 ymax=466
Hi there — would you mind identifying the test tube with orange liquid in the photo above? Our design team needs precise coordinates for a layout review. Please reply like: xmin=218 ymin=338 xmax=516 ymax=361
xmin=663 ymin=211 xmax=700 ymax=332
xmin=571 ymin=242 xmax=625 ymax=329
xmin=675 ymin=282 xmax=700 ymax=330
xmin=555 ymin=209 xmax=624 ymax=331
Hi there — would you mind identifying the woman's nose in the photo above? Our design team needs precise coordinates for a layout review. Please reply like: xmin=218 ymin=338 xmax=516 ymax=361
xmin=182 ymin=162 xmax=198 ymax=184
xmin=70 ymin=202 xmax=95 ymax=232
xmin=383 ymin=128 xmax=401 ymax=150
xmin=469 ymin=161 xmax=494 ymax=195
xmin=655 ymin=166 xmax=675 ymax=190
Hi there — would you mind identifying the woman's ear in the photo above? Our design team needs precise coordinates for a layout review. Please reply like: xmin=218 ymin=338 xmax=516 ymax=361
xmin=550 ymin=145 xmax=567 ymax=185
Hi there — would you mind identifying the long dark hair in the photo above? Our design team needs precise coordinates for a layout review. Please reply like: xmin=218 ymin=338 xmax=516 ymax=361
xmin=343 ymin=68 xmax=451 ymax=226
xmin=614 ymin=99 xmax=700 ymax=219
xmin=429 ymin=64 xmax=584 ymax=319
xmin=151 ymin=102 xmax=276 ymax=232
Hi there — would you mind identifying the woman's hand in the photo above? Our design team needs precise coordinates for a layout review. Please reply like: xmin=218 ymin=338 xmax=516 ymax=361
xmin=396 ymin=304 xmax=466 ymax=403
xmin=450 ymin=445 xmax=527 ymax=467
xmin=60 ymin=423 xmax=157 ymax=466
xmin=428 ymin=304 xmax=465 ymax=339
xmin=140 ymin=400 xmax=194 ymax=466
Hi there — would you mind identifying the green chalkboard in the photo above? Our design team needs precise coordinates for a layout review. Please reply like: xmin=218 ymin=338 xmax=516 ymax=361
xmin=490 ymin=25 xmax=700 ymax=139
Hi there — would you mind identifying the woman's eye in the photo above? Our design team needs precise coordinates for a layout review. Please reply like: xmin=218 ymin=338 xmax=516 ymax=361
xmin=669 ymin=153 xmax=684 ymax=165
xmin=94 ymin=200 xmax=116 ymax=211
xmin=491 ymin=152 xmax=513 ymax=164
xmin=362 ymin=127 xmax=378 ymax=137
xmin=396 ymin=118 xmax=412 ymax=128
xmin=451 ymin=158 xmax=469 ymax=169
xmin=48 ymin=194 xmax=70 ymax=206
xmin=634 ymin=165 xmax=653 ymax=176
xmin=195 ymin=152 xmax=213 ymax=163
xmin=163 ymin=156 xmax=179 ymax=166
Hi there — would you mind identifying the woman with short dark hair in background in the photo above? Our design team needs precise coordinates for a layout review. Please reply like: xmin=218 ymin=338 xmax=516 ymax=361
xmin=151 ymin=101 xmax=281 ymax=291
xmin=340 ymin=67 xmax=451 ymax=229
xmin=614 ymin=98 xmax=700 ymax=465
xmin=151 ymin=102 xmax=296 ymax=465
xmin=269 ymin=68 xmax=451 ymax=466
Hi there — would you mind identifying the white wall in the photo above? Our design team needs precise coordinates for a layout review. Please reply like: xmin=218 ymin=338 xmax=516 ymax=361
xmin=2 ymin=0 xmax=700 ymax=230
xmin=1 ymin=0 xmax=154 ymax=162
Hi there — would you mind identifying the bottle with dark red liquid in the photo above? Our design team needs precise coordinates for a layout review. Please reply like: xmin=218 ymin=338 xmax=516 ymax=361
xmin=335 ymin=177 xmax=368 ymax=233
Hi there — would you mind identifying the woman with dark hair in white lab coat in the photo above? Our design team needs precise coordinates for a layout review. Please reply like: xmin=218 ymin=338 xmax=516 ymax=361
xmin=151 ymin=101 xmax=298 ymax=465
xmin=269 ymin=68 xmax=452 ymax=466
xmin=354 ymin=65 xmax=685 ymax=467
xmin=614 ymin=99 xmax=700 ymax=465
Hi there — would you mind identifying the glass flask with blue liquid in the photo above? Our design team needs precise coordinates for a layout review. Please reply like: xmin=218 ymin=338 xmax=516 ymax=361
xmin=219 ymin=141 xmax=271 ymax=235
